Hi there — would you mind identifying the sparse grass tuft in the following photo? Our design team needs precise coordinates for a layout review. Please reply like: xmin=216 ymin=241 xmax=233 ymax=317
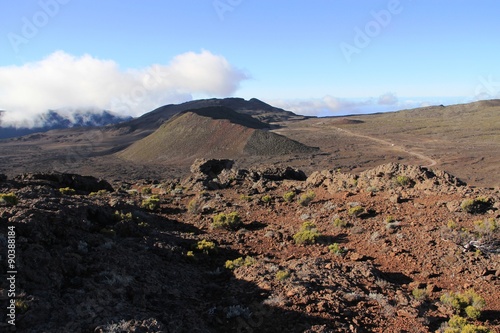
xmin=187 ymin=198 xmax=202 ymax=214
xmin=293 ymin=221 xmax=321 ymax=245
xmin=212 ymin=212 xmax=242 ymax=230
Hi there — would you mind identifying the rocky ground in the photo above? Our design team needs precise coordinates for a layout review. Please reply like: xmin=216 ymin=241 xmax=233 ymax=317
xmin=1 ymin=160 xmax=499 ymax=333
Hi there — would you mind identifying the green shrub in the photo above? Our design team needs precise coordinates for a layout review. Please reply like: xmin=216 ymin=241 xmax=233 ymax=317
xmin=240 ymin=194 xmax=253 ymax=202
xmin=113 ymin=210 xmax=133 ymax=221
xmin=225 ymin=256 xmax=256 ymax=270
xmin=275 ymin=270 xmax=290 ymax=281
xmin=212 ymin=212 xmax=241 ymax=230
xmin=89 ymin=190 xmax=109 ymax=196
xmin=444 ymin=315 xmax=491 ymax=333
xmin=59 ymin=187 xmax=76 ymax=195
xmin=0 ymin=193 xmax=18 ymax=206
xmin=385 ymin=215 xmax=395 ymax=224
xmin=395 ymin=175 xmax=411 ymax=187
xmin=100 ymin=228 xmax=116 ymax=236
xmin=141 ymin=195 xmax=160 ymax=211
xmin=412 ymin=288 xmax=427 ymax=301
xmin=348 ymin=206 xmax=364 ymax=217
xmin=141 ymin=187 xmax=152 ymax=194
xmin=283 ymin=191 xmax=296 ymax=202
xmin=332 ymin=218 xmax=348 ymax=228
xmin=195 ymin=239 xmax=216 ymax=254
xmin=474 ymin=218 xmax=497 ymax=235
xmin=293 ymin=221 xmax=321 ymax=245
xmin=461 ymin=197 xmax=491 ymax=214
xmin=15 ymin=299 xmax=29 ymax=313
xmin=298 ymin=191 xmax=315 ymax=206
xmin=261 ymin=195 xmax=272 ymax=204
xmin=328 ymin=243 xmax=345 ymax=255
xmin=440 ymin=289 xmax=485 ymax=319
xmin=447 ymin=219 xmax=458 ymax=230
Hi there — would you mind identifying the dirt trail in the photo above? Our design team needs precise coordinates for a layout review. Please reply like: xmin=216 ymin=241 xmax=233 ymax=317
xmin=333 ymin=127 xmax=438 ymax=167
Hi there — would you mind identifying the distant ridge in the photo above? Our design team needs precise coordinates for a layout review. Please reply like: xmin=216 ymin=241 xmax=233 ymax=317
xmin=0 ymin=109 xmax=131 ymax=139
xmin=118 ymin=106 xmax=318 ymax=163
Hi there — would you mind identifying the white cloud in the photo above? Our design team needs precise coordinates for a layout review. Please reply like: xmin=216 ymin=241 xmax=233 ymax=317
xmin=0 ymin=50 xmax=248 ymax=127
xmin=377 ymin=92 xmax=398 ymax=105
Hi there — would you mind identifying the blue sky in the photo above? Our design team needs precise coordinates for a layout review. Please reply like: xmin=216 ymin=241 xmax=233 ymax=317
xmin=1 ymin=0 xmax=500 ymax=123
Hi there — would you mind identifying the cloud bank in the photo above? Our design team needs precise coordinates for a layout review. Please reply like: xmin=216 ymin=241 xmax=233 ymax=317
xmin=269 ymin=94 xmax=398 ymax=117
xmin=269 ymin=93 xmax=459 ymax=117
xmin=0 ymin=50 xmax=248 ymax=127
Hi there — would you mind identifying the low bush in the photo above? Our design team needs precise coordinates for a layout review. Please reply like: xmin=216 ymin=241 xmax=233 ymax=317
xmin=461 ymin=197 xmax=491 ymax=214
xmin=59 ymin=187 xmax=76 ymax=195
xmin=212 ymin=212 xmax=241 ymax=230
xmin=141 ymin=195 xmax=160 ymax=211
xmin=141 ymin=187 xmax=152 ymax=194
xmin=412 ymin=288 xmax=427 ymax=301
xmin=261 ymin=195 xmax=272 ymax=204
xmin=328 ymin=243 xmax=346 ymax=255
xmin=293 ymin=221 xmax=321 ymax=245
xmin=348 ymin=206 xmax=364 ymax=217
xmin=298 ymin=191 xmax=315 ymax=206
xmin=240 ymin=194 xmax=253 ymax=202
xmin=474 ymin=218 xmax=497 ymax=235
xmin=444 ymin=315 xmax=491 ymax=333
xmin=225 ymin=256 xmax=256 ymax=270
xmin=275 ymin=270 xmax=290 ymax=281
xmin=333 ymin=218 xmax=348 ymax=228
xmin=89 ymin=190 xmax=109 ymax=196
xmin=0 ymin=193 xmax=18 ymax=206
xmin=283 ymin=191 xmax=296 ymax=202
xmin=195 ymin=239 xmax=217 ymax=254
xmin=395 ymin=175 xmax=411 ymax=187
xmin=440 ymin=289 xmax=485 ymax=319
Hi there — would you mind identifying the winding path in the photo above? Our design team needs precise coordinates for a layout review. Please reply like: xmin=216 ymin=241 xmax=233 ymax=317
xmin=333 ymin=127 xmax=437 ymax=167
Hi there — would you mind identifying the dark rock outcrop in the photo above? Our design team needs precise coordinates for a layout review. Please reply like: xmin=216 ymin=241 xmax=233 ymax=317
xmin=15 ymin=173 xmax=114 ymax=193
